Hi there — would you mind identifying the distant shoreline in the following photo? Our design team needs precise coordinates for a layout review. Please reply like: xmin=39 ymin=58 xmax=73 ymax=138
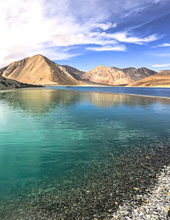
xmin=44 ymin=86 xmax=170 ymax=100
xmin=1 ymin=86 xmax=170 ymax=101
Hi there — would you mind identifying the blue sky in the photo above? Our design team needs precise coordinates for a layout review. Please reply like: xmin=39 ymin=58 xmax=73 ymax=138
xmin=0 ymin=0 xmax=170 ymax=71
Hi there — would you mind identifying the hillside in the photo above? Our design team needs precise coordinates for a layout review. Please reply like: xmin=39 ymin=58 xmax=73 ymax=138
xmin=122 ymin=67 xmax=156 ymax=82
xmin=0 ymin=76 xmax=39 ymax=90
xmin=81 ymin=66 xmax=131 ymax=86
xmin=129 ymin=70 xmax=170 ymax=87
xmin=81 ymin=66 xmax=156 ymax=86
xmin=62 ymin=65 xmax=85 ymax=80
xmin=0 ymin=55 xmax=84 ymax=85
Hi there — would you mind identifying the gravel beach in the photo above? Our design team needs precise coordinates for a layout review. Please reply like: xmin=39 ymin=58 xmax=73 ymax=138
xmin=1 ymin=140 xmax=170 ymax=220
xmin=112 ymin=166 xmax=170 ymax=220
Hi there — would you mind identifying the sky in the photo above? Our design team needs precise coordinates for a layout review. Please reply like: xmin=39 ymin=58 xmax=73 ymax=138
xmin=0 ymin=0 xmax=170 ymax=71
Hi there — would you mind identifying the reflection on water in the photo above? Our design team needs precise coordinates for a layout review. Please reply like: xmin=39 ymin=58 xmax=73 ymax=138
xmin=1 ymin=89 xmax=170 ymax=114
xmin=0 ymin=88 xmax=170 ymax=219
xmin=0 ymin=89 xmax=80 ymax=114
xmin=88 ymin=92 xmax=165 ymax=108
xmin=48 ymin=86 xmax=170 ymax=98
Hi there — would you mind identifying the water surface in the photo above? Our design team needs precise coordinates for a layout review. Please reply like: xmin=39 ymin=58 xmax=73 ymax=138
xmin=0 ymin=88 xmax=170 ymax=219
xmin=47 ymin=86 xmax=170 ymax=97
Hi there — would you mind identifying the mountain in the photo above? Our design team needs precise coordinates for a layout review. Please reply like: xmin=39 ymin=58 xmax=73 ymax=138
xmin=129 ymin=70 xmax=170 ymax=87
xmin=122 ymin=67 xmax=156 ymax=82
xmin=0 ymin=55 xmax=158 ymax=86
xmin=81 ymin=66 xmax=131 ymax=86
xmin=81 ymin=66 xmax=156 ymax=86
xmin=0 ymin=76 xmax=39 ymax=90
xmin=0 ymin=55 xmax=84 ymax=85
xmin=62 ymin=65 xmax=85 ymax=80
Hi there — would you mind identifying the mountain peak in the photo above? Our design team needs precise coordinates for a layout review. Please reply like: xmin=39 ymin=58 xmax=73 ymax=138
xmin=29 ymin=54 xmax=49 ymax=62
xmin=82 ymin=65 xmax=156 ymax=86
xmin=81 ymin=65 xmax=131 ymax=86
xmin=30 ymin=54 xmax=46 ymax=59
xmin=0 ymin=55 xmax=83 ymax=85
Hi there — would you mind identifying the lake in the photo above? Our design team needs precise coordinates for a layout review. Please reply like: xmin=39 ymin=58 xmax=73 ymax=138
xmin=0 ymin=88 xmax=170 ymax=219
xmin=47 ymin=86 xmax=170 ymax=98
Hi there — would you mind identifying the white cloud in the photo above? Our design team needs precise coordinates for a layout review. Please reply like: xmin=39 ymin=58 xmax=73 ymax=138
xmin=0 ymin=0 xmax=161 ymax=67
xmin=94 ymin=22 xmax=117 ymax=30
xmin=161 ymin=43 xmax=170 ymax=47
xmin=153 ymin=43 xmax=170 ymax=48
xmin=108 ymin=32 xmax=159 ymax=44
xmin=86 ymin=45 xmax=126 ymax=51
xmin=53 ymin=31 xmax=158 ymax=48
xmin=0 ymin=0 xmax=120 ymax=67
xmin=51 ymin=32 xmax=117 ymax=47
xmin=152 ymin=64 xmax=170 ymax=67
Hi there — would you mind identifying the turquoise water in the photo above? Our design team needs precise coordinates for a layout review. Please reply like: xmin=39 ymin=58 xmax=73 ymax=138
xmin=0 ymin=88 xmax=170 ymax=219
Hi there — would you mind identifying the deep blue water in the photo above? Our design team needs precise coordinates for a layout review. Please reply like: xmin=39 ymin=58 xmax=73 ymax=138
xmin=47 ymin=86 xmax=170 ymax=98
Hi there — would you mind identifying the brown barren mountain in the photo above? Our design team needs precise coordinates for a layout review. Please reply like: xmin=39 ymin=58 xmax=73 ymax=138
xmin=129 ymin=70 xmax=170 ymax=87
xmin=0 ymin=55 xmax=84 ymax=85
xmin=122 ymin=67 xmax=156 ymax=82
xmin=81 ymin=66 xmax=131 ymax=86
xmin=62 ymin=65 xmax=85 ymax=80
xmin=0 ymin=54 xmax=159 ymax=86
xmin=81 ymin=66 xmax=156 ymax=86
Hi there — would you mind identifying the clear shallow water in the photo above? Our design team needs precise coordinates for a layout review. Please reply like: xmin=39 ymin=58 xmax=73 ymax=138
xmin=48 ymin=86 xmax=170 ymax=97
xmin=0 ymin=88 xmax=170 ymax=219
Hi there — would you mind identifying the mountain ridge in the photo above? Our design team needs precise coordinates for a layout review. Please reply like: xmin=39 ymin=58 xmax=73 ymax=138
xmin=0 ymin=54 xmax=160 ymax=86
xmin=81 ymin=65 xmax=157 ymax=86
xmin=129 ymin=70 xmax=170 ymax=87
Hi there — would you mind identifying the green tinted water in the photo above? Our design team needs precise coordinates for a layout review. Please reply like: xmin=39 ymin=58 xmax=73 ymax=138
xmin=0 ymin=89 xmax=170 ymax=217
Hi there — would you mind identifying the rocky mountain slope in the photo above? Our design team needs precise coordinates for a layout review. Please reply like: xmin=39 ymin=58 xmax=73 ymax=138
xmin=62 ymin=65 xmax=85 ymax=80
xmin=122 ymin=67 xmax=156 ymax=82
xmin=81 ymin=66 xmax=131 ymax=86
xmin=0 ymin=76 xmax=39 ymax=90
xmin=0 ymin=55 xmax=84 ymax=85
xmin=129 ymin=70 xmax=170 ymax=87
xmin=81 ymin=66 xmax=156 ymax=86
